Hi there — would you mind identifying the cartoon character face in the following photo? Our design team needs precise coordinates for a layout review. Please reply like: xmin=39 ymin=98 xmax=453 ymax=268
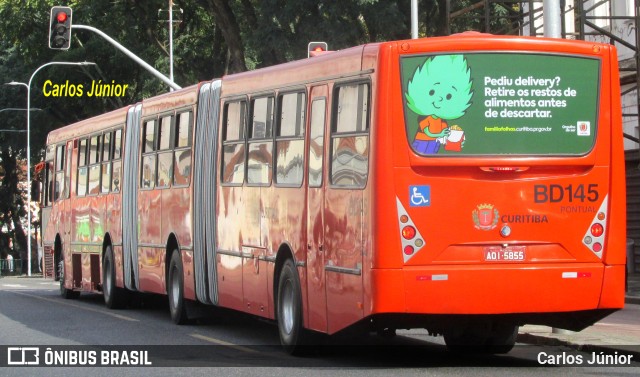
xmin=405 ymin=55 xmax=473 ymax=120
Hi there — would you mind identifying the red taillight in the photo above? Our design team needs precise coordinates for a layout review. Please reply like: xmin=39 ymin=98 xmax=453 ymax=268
xmin=404 ymin=245 xmax=414 ymax=255
xmin=591 ymin=223 xmax=604 ymax=237
xmin=402 ymin=226 xmax=416 ymax=240
xmin=592 ymin=242 xmax=602 ymax=253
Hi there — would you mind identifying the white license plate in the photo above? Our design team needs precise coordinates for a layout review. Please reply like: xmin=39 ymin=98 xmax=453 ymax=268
xmin=483 ymin=246 xmax=526 ymax=261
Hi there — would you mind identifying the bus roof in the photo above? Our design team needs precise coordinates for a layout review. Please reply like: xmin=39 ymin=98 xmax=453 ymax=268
xmin=46 ymin=105 xmax=131 ymax=145
xmin=140 ymin=83 xmax=200 ymax=118
xmin=220 ymin=44 xmax=377 ymax=97
xmin=46 ymin=83 xmax=202 ymax=145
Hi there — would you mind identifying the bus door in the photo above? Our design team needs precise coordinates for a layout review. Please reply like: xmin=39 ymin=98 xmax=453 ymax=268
xmin=322 ymin=81 xmax=369 ymax=334
xmin=305 ymin=85 xmax=328 ymax=332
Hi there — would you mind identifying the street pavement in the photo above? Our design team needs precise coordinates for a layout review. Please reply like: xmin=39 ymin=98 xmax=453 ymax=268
xmin=3 ymin=271 xmax=640 ymax=358
xmin=517 ymin=273 xmax=640 ymax=358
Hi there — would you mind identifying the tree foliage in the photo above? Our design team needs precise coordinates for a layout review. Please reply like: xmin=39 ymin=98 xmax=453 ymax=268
xmin=0 ymin=0 xmax=519 ymax=261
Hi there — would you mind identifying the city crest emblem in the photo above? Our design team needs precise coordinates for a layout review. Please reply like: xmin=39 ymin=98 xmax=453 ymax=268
xmin=472 ymin=203 xmax=499 ymax=231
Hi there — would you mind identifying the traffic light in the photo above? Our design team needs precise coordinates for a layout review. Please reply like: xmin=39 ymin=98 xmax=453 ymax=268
xmin=308 ymin=42 xmax=328 ymax=58
xmin=49 ymin=6 xmax=72 ymax=50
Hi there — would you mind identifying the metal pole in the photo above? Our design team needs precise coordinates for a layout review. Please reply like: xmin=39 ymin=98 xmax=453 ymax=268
xmin=6 ymin=61 xmax=95 ymax=276
xmin=169 ymin=0 xmax=174 ymax=91
xmin=411 ymin=0 xmax=418 ymax=39
xmin=543 ymin=0 xmax=562 ymax=38
xmin=72 ymin=24 xmax=181 ymax=91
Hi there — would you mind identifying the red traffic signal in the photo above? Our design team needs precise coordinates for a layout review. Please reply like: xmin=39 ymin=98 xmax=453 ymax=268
xmin=56 ymin=11 xmax=68 ymax=23
xmin=308 ymin=42 xmax=328 ymax=58
xmin=49 ymin=6 xmax=72 ymax=50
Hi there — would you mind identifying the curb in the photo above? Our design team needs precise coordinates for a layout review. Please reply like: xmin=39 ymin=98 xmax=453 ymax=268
xmin=625 ymin=295 xmax=640 ymax=305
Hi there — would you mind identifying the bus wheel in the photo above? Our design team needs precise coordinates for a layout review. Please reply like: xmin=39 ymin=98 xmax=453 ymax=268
xmin=486 ymin=324 xmax=518 ymax=354
xmin=53 ymin=252 xmax=61 ymax=281
xmin=168 ymin=251 xmax=188 ymax=325
xmin=444 ymin=323 xmax=518 ymax=354
xmin=103 ymin=245 xmax=128 ymax=309
xmin=276 ymin=259 xmax=306 ymax=354
xmin=59 ymin=257 xmax=79 ymax=299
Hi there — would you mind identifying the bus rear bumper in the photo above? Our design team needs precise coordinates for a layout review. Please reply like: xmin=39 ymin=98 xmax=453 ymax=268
xmin=370 ymin=263 xmax=625 ymax=317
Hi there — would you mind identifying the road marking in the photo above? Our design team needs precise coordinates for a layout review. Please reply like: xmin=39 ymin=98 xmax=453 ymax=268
xmin=189 ymin=333 xmax=259 ymax=354
xmin=10 ymin=291 xmax=139 ymax=322
xmin=2 ymin=284 xmax=28 ymax=288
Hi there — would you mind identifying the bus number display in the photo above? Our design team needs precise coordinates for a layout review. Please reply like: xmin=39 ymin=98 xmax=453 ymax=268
xmin=534 ymin=183 xmax=599 ymax=203
xmin=484 ymin=246 xmax=526 ymax=262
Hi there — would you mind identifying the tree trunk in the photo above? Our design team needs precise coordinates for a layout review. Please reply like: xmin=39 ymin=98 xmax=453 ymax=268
xmin=0 ymin=148 xmax=28 ymax=267
xmin=199 ymin=0 xmax=248 ymax=73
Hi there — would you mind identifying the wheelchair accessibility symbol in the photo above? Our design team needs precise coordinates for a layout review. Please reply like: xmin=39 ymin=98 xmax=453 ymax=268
xmin=409 ymin=185 xmax=431 ymax=207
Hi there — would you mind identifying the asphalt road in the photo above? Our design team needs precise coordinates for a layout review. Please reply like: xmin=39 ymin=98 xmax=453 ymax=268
xmin=0 ymin=276 xmax=638 ymax=376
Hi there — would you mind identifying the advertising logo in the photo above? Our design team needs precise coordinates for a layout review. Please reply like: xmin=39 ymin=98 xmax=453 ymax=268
xmin=7 ymin=347 xmax=40 ymax=365
xmin=577 ymin=121 xmax=590 ymax=136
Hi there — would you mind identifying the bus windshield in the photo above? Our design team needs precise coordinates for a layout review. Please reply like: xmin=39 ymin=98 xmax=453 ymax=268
xmin=400 ymin=52 xmax=600 ymax=156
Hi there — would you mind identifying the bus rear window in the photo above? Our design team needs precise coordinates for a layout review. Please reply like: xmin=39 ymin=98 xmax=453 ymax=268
xmin=400 ymin=53 xmax=600 ymax=156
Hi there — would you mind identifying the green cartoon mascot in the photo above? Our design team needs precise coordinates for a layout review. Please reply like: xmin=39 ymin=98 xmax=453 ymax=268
xmin=405 ymin=55 xmax=474 ymax=154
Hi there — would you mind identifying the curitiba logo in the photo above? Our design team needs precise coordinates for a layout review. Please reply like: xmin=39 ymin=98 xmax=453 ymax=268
xmin=473 ymin=203 xmax=499 ymax=231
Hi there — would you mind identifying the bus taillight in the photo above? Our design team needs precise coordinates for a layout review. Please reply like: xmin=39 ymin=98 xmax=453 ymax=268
xmin=402 ymin=226 xmax=416 ymax=240
xmin=591 ymin=223 xmax=604 ymax=237
xmin=582 ymin=196 xmax=609 ymax=258
xmin=396 ymin=197 xmax=426 ymax=262
xmin=404 ymin=245 xmax=414 ymax=255
xmin=592 ymin=242 xmax=603 ymax=253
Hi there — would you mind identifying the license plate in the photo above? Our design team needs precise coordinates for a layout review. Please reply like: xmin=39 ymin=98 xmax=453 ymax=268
xmin=483 ymin=246 xmax=526 ymax=262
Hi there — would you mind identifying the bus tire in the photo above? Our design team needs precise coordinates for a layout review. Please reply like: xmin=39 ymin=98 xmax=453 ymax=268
xmin=276 ymin=259 xmax=306 ymax=354
xmin=486 ymin=324 xmax=518 ymax=354
xmin=59 ymin=257 xmax=79 ymax=299
xmin=168 ymin=251 xmax=188 ymax=325
xmin=102 ymin=245 xmax=127 ymax=309
xmin=444 ymin=323 xmax=518 ymax=354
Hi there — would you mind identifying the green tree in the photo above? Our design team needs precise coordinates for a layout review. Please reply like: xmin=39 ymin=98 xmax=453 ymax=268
xmin=0 ymin=0 xmax=520 ymax=258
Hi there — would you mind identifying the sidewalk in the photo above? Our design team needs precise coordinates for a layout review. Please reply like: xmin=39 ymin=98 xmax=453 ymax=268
xmin=518 ymin=273 xmax=640 ymax=357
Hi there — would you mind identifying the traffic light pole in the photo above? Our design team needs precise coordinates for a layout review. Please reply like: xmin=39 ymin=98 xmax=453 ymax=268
xmin=72 ymin=24 xmax=181 ymax=91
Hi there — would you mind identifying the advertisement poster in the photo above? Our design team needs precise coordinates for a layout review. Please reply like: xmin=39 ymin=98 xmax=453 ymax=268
xmin=401 ymin=53 xmax=600 ymax=156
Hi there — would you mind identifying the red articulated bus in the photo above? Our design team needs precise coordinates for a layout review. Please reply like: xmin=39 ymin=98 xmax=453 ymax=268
xmin=40 ymin=33 xmax=626 ymax=354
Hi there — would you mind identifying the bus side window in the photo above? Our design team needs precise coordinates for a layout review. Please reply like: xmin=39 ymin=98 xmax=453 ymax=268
xmin=141 ymin=119 xmax=157 ymax=189
xmin=156 ymin=115 xmax=173 ymax=188
xmin=275 ymin=91 xmax=306 ymax=186
xmin=54 ymin=144 xmax=65 ymax=201
xmin=64 ymin=142 xmax=72 ymax=199
xmin=330 ymin=82 xmax=370 ymax=188
xmin=247 ymin=96 xmax=274 ymax=185
xmin=77 ymin=138 xmax=88 ymax=196
xmin=308 ymin=98 xmax=326 ymax=188
xmin=43 ymin=145 xmax=54 ymax=206
xmin=112 ymin=129 xmax=122 ymax=192
xmin=88 ymin=135 xmax=101 ymax=195
xmin=101 ymin=131 xmax=112 ymax=194
xmin=173 ymin=111 xmax=192 ymax=186
xmin=221 ymin=100 xmax=247 ymax=185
